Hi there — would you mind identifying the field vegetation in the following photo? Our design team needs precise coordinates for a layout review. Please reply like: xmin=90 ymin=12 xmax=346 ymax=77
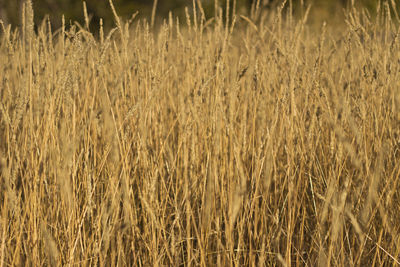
xmin=1 ymin=0 xmax=400 ymax=266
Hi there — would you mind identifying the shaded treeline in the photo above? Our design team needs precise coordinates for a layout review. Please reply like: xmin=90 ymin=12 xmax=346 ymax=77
xmin=0 ymin=0 xmax=383 ymax=31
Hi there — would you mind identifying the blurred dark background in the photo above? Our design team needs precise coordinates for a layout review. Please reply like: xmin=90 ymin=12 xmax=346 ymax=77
xmin=0 ymin=0 xmax=385 ymax=31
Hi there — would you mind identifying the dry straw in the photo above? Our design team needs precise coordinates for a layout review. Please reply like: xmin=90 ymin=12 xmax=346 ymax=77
xmin=0 ymin=0 xmax=399 ymax=266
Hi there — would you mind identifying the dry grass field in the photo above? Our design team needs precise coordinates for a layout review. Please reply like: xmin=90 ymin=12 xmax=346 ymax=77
xmin=1 ymin=0 xmax=400 ymax=266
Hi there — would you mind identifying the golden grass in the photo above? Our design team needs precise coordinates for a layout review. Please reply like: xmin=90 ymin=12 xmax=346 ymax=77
xmin=1 ymin=0 xmax=400 ymax=265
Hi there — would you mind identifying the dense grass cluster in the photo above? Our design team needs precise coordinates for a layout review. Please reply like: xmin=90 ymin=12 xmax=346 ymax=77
xmin=1 ymin=0 xmax=400 ymax=266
